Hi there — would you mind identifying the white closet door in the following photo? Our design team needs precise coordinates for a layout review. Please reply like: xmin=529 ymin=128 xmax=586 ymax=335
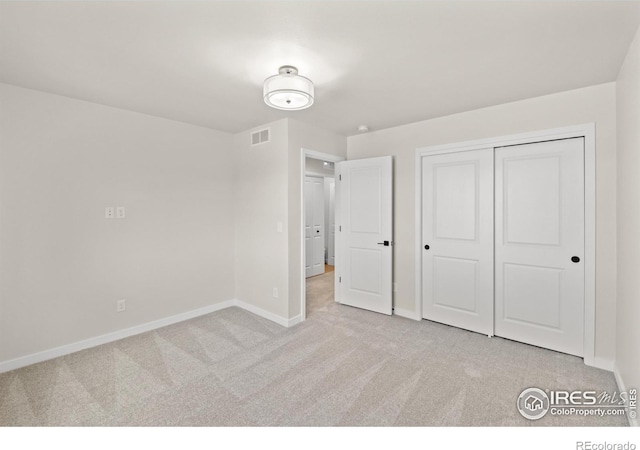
xmin=422 ymin=148 xmax=494 ymax=335
xmin=494 ymin=138 xmax=584 ymax=356
xmin=305 ymin=176 xmax=325 ymax=278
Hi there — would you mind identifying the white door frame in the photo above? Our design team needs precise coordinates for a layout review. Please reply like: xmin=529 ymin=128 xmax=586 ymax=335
xmin=301 ymin=148 xmax=345 ymax=321
xmin=414 ymin=123 xmax=596 ymax=367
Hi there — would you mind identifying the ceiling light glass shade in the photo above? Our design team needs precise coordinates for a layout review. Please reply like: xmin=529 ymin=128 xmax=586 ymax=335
xmin=263 ymin=66 xmax=314 ymax=111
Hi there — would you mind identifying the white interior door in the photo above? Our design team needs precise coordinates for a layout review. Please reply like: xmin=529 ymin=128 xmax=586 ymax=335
xmin=336 ymin=156 xmax=393 ymax=315
xmin=305 ymin=176 xmax=325 ymax=278
xmin=494 ymin=138 xmax=585 ymax=356
xmin=421 ymin=148 xmax=494 ymax=335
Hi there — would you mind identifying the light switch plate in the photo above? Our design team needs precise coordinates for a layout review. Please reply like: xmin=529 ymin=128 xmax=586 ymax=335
xmin=116 ymin=206 xmax=125 ymax=219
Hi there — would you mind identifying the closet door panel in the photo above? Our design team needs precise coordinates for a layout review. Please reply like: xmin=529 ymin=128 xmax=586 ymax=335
xmin=494 ymin=138 xmax=585 ymax=356
xmin=422 ymin=148 xmax=494 ymax=335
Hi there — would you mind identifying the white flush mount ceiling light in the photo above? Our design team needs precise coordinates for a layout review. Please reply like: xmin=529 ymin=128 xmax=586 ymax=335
xmin=263 ymin=65 xmax=314 ymax=111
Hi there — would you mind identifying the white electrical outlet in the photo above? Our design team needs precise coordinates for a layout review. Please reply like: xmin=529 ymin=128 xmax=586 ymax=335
xmin=105 ymin=207 xmax=115 ymax=219
xmin=272 ymin=288 xmax=278 ymax=298
xmin=116 ymin=299 xmax=126 ymax=312
xmin=116 ymin=206 xmax=125 ymax=218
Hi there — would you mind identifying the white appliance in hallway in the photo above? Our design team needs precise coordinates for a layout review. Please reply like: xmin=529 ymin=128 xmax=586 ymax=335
xmin=336 ymin=156 xmax=393 ymax=315
xmin=328 ymin=180 xmax=336 ymax=266
xmin=305 ymin=176 xmax=325 ymax=278
xmin=421 ymin=138 xmax=585 ymax=356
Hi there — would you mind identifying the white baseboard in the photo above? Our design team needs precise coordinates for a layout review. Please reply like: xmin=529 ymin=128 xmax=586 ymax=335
xmin=0 ymin=300 xmax=236 ymax=374
xmin=287 ymin=314 xmax=304 ymax=327
xmin=393 ymin=307 xmax=421 ymax=321
xmin=234 ymin=299 xmax=302 ymax=328
xmin=0 ymin=298 xmax=304 ymax=374
xmin=613 ymin=362 xmax=638 ymax=427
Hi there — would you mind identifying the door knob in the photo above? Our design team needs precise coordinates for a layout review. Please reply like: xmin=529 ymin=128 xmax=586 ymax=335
xmin=571 ymin=256 xmax=580 ymax=263
xmin=316 ymin=230 xmax=320 ymax=233
xmin=377 ymin=241 xmax=390 ymax=246
xmin=424 ymin=244 xmax=430 ymax=250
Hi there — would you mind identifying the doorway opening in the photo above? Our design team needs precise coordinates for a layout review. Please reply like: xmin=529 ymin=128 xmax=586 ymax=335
xmin=301 ymin=149 xmax=344 ymax=320
xmin=304 ymin=157 xmax=336 ymax=317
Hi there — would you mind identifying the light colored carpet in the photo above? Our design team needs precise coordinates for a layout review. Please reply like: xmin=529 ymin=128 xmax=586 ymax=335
xmin=0 ymin=271 xmax=626 ymax=426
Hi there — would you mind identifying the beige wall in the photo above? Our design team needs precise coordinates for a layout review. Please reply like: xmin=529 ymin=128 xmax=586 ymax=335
xmin=615 ymin=27 xmax=640 ymax=400
xmin=233 ymin=119 xmax=290 ymax=319
xmin=233 ymin=118 xmax=345 ymax=322
xmin=0 ymin=83 xmax=235 ymax=363
xmin=348 ymin=83 xmax=618 ymax=364
xmin=288 ymin=119 xmax=347 ymax=319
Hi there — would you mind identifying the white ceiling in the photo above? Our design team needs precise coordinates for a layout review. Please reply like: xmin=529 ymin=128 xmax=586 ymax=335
xmin=1 ymin=1 xmax=639 ymax=136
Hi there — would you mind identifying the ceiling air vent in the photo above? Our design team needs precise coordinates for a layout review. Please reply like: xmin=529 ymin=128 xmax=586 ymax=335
xmin=251 ymin=128 xmax=270 ymax=146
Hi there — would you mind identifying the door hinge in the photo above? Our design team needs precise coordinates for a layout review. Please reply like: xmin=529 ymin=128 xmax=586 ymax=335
xmin=339 ymin=276 xmax=342 ymax=283
xmin=339 ymin=225 xmax=342 ymax=232
xmin=339 ymin=174 xmax=342 ymax=181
